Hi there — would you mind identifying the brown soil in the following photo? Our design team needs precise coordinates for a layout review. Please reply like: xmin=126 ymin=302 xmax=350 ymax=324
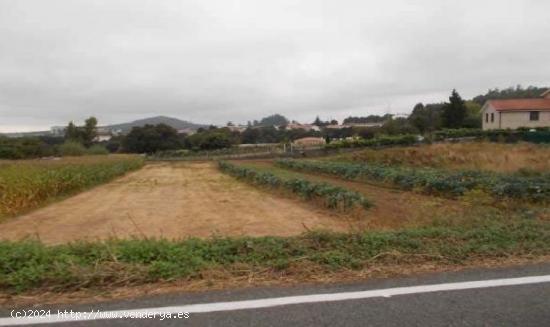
xmin=0 ymin=162 xmax=354 ymax=244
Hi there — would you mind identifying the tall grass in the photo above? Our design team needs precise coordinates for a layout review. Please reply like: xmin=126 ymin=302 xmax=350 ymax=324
xmin=0 ymin=155 xmax=144 ymax=218
xmin=340 ymin=142 xmax=550 ymax=173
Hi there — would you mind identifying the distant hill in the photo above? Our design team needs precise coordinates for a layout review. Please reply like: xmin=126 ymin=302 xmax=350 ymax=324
xmin=104 ymin=116 xmax=207 ymax=133
xmin=3 ymin=116 xmax=207 ymax=138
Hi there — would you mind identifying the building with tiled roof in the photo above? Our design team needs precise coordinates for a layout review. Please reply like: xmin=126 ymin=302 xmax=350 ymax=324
xmin=481 ymin=90 xmax=550 ymax=130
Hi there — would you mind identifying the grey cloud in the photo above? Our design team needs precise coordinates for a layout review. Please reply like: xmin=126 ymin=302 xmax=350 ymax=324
xmin=0 ymin=0 xmax=549 ymax=132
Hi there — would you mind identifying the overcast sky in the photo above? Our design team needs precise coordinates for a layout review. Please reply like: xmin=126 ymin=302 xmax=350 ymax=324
xmin=1 ymin=0 xmax=549 ymax=132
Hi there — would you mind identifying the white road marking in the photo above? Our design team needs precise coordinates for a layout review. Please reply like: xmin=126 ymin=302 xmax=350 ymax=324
xmin=2 ymin=274 xmax=550 ymax=326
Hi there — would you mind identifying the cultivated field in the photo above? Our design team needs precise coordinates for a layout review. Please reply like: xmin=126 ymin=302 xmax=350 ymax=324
xmin=0 ymin=162 xmax=354 ymax=244
xmin=1 ymin=141 xmax=549 ymax=297
xmin=0 ymin=155 xmax=144 ymax=218
xmin=229 ymin=160 xmax=469 ymax=229
xmin=339 ymin=141 xmax=550 ymax=173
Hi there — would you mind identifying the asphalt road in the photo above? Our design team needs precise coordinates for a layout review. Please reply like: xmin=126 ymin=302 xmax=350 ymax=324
xmin=2 ymin=263 xmax=550 ymax=326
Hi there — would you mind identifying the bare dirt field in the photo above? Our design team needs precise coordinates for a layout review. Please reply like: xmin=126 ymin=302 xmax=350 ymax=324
xmin=0 ymin=162 xmax=353 ymax=244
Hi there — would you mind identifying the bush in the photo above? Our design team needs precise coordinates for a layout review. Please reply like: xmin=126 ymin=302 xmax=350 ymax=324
xmin=59 ymin=141 xmax=87 ymax=156
xmin=0 ymin=136 xmax=62 ymax=159
xmin=218 ymin=161 xmax=372 ymax=211
xmin=87 ymin=144 xmax=109 ymax=155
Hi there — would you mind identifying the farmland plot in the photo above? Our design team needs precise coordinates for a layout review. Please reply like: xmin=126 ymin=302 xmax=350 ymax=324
xmin=0 ymin=162 xmax=354 ymax=244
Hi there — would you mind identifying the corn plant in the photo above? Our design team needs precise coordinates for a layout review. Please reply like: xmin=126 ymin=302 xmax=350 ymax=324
xmin=0 ymin=155 xmax=144 ymax=217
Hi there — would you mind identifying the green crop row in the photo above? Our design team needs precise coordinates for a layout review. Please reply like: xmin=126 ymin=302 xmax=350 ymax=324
xmin=275 ymin=159 xmax=550 ymax=202
xmin=0 ymin=155 xmax=144 ymax=217
xmin=218 ymin=161 xmax=371 ymax=211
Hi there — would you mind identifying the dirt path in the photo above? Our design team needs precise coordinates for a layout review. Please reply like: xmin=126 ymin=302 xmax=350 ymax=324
xmin=0 ymin=162 xmax=353 ymax=244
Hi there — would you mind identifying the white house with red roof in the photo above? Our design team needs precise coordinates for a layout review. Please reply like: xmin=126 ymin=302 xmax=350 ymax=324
xmin=481 ymin=90 xmax=550 ymax=130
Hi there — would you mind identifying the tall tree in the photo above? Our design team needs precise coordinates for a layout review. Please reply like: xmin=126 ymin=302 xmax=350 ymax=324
xmin=65 ymin=121 xmax=80 ymax=142
xmin=257 ymin=114 xmax=289 ymax=126
xmin=442 ymin=89 xmax=467 ymax=129
xmin=83 ymin=116 xmax=98 ymax=147
xmin=313 ymin=116 xmax=323 ymax=126
xmin=123 ymin=124 xmax=181 ymax=154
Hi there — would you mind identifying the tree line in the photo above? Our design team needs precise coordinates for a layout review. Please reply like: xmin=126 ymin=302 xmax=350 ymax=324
xmin=1 ymin=85 xmax=547 ymax=158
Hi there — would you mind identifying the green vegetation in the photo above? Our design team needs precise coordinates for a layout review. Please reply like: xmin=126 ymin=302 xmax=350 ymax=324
xmin=0 ymin=135 xmax=64 ymax=159
xmin=325 ymin=134 xmax=418 ymax=150
xmin=434 ymin=128 xmax=550 ymax=143
xmin=184 ymin=127 xmax=240 ymax=151
xmin=87 ymin=144 xmax=110 ymax=155
xmin=58 ymin=140 xmax=87 ymax=156
xmin=472 ymin=85 xmax=549 ymax=105
xmin=122 ymin=124 xmax=183 ymax=154
xmin=65 ymin=117 xmax=98 ymax=147
xmin=0 ymin=155 xmax=144 ymax=218
xmin=275 ymin=159 xmax=550 ymax=202
xmin=0 ymin=218 xmax=548 ymax=293
xmin=218 ymin=161 xmax=371 ymax=211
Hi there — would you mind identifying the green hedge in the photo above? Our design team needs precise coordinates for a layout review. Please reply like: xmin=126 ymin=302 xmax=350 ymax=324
xmin=434 ymin=128 xmax=550 ymax=143
xmin=325 ymin=134 xmax=418 ymax=150
xmin=218 ymin=161 xmax=371 ymax=211
xmin=275 ymin=159 xmax=550 ymax=202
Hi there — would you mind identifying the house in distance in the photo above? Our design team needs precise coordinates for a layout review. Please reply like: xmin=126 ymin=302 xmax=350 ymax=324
xmin=481 ymin=90 xmax=550 ymax=130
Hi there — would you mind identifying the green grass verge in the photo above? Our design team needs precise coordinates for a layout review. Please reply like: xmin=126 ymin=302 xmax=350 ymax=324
xmin=0 ymin=219 xmax=548 ymax=294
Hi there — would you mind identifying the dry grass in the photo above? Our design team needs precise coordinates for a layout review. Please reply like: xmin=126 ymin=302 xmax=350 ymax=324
xmin=342 ymin=141 xmax=550 ymax=173
xmin=0 ymin=162 xmax=353 ymax=244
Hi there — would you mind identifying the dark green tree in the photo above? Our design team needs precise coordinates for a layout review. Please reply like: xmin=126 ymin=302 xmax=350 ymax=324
xmin=123 ymin=124 xmax=182 ymax=154
xmin=257 ymin=114 xmax=289 ymax=126
xmin=82 ymin=116 xmax=98 ymax=147
xmin=442 ymin=89 xmax=467 ymax=129
xmin=65 ymin=121 xmax=81 ymax=142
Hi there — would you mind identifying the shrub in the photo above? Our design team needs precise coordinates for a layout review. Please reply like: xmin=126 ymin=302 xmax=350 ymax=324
xmin=87 ymin=144 xmax=109 ymax=155
xmin=59 ymin=141 xmax=87 ymax=156
xmin=218 ymin=161 xmax=371 ymax=211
